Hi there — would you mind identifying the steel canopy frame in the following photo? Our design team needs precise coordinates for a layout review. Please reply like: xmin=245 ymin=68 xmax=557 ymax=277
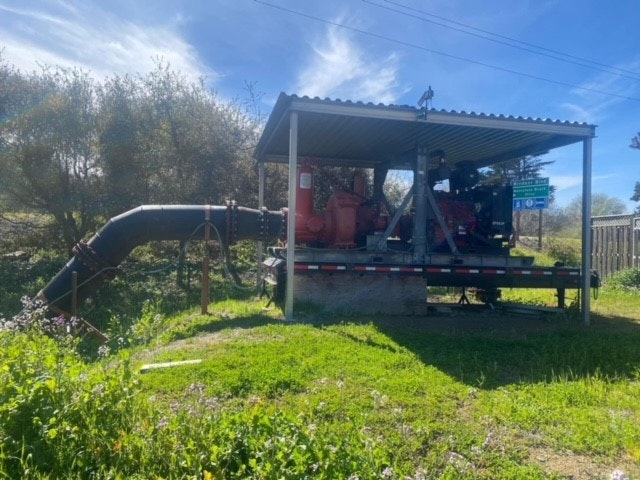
xmin=255 ymin=93 xmax=596 ymax=324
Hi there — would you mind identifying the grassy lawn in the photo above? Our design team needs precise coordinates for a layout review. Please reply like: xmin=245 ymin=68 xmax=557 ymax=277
xmin=2 ymin=255 xmax=639 ymax=478
xmin=128 ymin=290 xmax=640 ymax=479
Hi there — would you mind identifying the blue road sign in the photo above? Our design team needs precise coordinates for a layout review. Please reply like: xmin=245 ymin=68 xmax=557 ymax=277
xmin=513 ymin=197 xmax=548 ymax=211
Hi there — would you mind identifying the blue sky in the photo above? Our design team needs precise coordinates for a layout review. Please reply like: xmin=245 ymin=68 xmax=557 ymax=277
xmin=1 ymin=0 xmax=639 ymax=210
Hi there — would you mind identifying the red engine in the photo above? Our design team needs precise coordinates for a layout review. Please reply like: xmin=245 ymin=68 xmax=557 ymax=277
xmin=291 ymin=165 xmax=511 ymax=254
xmin=432 ymin=198 xmax=478 ymax=249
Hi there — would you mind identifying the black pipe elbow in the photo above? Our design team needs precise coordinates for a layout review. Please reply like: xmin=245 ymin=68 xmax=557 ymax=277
xmin=38 ymin=205 xmax=285 ymax=316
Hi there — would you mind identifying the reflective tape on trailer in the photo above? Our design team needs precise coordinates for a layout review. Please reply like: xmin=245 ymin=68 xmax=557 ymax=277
xmin=353 ymin=265 xmax=423 ymax=273
xmin=454 ymin=268 xmax=480 ymax=274
xmin=295 ymin=264 xmax=320 ymax=271
xmin=291 ymin=264 xmax=580 ymax=277
xmin=320 ymin=265 xmax=346 ymax=271
xmin=513 ymin=269 xmax=553 ymax=276
xmin=557 ymin=270 xmax=580 ymax=276
xmin=482 ymin=269 xmax=506 ymax=275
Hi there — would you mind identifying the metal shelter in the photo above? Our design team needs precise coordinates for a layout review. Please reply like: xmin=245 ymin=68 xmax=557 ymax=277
xmin=255 ymin=93 xmax=597 ymax=324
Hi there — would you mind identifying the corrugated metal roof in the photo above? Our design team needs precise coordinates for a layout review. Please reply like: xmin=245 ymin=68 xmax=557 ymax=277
xmin=255 ymin=93 xmax=596 ymax=170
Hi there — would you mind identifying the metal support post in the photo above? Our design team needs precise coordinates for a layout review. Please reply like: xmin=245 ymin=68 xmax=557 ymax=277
xmin=285 ymin=111 xmax=298 ymax=321
xmin=413 ymin=147 xmax=428 ymax=262
xmin=633 ymin=219 xmax=636 ymax=269
xmin=581 ymin=138 xmax=593 ymax=326
xmin=257 ymin=162 xmax=265 ymax=288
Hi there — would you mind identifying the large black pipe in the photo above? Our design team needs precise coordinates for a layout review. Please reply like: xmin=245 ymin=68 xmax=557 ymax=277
xmin=38 ymin=205 xmax=285 ymax=315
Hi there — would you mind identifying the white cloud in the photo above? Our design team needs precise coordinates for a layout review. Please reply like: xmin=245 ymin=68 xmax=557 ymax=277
xmin=559 ymin=102 xmax=598 ymax=124
xmin=550 ymin=174 xmax=584 ymax=191
xmin=0 ymin=2 xmax=215 ymax=83
xmin=561 ymin=58 xmax=640 ymax=123
xmin=551 ymin=173 xmax=617 ymax=191
xmin=294 ymin=20 xmax=402 ymax=104
xmin=549 ymin=173 xmax=622 ymax=208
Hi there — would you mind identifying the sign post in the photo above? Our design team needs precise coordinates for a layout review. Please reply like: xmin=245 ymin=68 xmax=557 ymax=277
xmin=634 ymin=217 xmax=640 ymax=269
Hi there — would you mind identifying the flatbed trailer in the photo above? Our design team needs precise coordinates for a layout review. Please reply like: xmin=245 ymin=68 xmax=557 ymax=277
xmin=264 ymin=253 xmax=597 ymax=312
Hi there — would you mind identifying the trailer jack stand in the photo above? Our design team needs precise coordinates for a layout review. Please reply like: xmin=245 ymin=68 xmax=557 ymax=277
xmin=458 ymin=288 xmax=471 ymax=305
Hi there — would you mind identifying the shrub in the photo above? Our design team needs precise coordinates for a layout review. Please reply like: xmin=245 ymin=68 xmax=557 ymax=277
xmin=0 ymin=318 xmax=390 ymax=478
xmin=545 ymin=237 xmax=581 ymax=266
xmin=0 ymin=326 xmax=141 ymax=478
xmin=605 ymin=268 xmax=640 ymax=292
xmin=0 ymin=255 xmax=65 ymax=317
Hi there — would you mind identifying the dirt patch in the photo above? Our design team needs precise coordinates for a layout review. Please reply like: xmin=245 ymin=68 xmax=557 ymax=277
xmin=530 ymin=447 xmax=639 ymax=480
xmin=134 ymin=331 xmax=228 ymax=362
xmin=134 ymin=327 xmax=286 ymax=363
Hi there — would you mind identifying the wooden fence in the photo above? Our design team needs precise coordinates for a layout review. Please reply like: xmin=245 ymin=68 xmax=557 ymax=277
xmin=591 ymin=214 xmax=640 ymax=279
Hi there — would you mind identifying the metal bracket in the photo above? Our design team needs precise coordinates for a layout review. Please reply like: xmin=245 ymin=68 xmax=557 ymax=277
xmin=377 ymin=187 xmax=413 ymax=251
xmin=425 ymin=185 xmax=459 ymax=255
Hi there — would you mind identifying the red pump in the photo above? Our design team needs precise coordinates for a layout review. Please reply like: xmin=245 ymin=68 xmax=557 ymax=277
xmin=294 ymin=165 xmax=325 ymax=243
xmin=293 ymin=166 xmax=389 ymax=248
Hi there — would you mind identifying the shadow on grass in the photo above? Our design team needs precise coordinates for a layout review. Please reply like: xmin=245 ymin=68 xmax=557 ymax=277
xmin=143 ymin=290 xmax=640 ymax=391
xmin=303 ymin=308 xmax=640 ymax=390
xmin=164 ymin=311 xmax=279 ymax=342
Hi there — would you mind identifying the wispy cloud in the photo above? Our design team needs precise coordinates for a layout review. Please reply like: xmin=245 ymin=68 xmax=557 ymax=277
xmin=561 ymin=58 xmax=640 ymax=123
xmin=551 ymin=174 xmax=583 ymax=191
xmin=551 ymin=173 xmax=617 ymax=191
xmin=293 ymin=17 xmax=402 ymax=104
xmin=0 ymin=2 xmax=215 ymax=83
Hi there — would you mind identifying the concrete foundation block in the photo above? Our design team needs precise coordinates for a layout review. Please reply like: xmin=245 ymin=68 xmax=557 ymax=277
xmin=293 ymin=273 xmax=428 ymax=315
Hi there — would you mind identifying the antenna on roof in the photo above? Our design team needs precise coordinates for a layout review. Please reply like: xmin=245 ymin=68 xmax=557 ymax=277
xmin=418 ymin=86 xmax=434 ymax=108
xmin=418 ymin=86 xmax=434 ymax=118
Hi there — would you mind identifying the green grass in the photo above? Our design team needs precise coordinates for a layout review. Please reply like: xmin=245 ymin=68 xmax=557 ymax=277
xmin=3 ymin=265 xmax=640 ymax=477
xmin=123 ymin=292 xmax=640 ymax=479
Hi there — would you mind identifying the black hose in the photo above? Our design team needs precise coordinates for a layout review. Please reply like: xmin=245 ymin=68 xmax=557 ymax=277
xmin=38 ymin=205 xmax=285 ymax=315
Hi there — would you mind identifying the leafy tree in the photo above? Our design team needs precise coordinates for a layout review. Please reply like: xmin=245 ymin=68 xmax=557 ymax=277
xmin=566 ymin=193 xmax=628 ymax=217
xmin=558 ymin=193 xmax=628 ymax=238
xmin=1 ymin=56 xmax=284 ymax=255
xmin=96 ymin=75 xmax=150 ymax=217
xmin=481 ymin=155 xmax=554 ymax=186
xmin=135 ymin=63 xmax=265 ymax=207
xmin=0 ymin=61 xmax=101 ymax=253
xmin=631 ymin=182 xmax=640 ymax=215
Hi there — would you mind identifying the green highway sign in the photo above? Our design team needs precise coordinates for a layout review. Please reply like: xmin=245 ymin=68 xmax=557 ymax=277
xmin=512 ymin=178 xmax=549 ymax=199
xmin=512 ymin=178 xmax=549 ymax=211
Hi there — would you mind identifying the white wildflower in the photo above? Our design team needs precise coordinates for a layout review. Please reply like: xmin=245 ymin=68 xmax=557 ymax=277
xmin=97 ymin=344 xmax=111 ymax=358
xmin=381 ymin=466 xmax=394 ymax=479
xmin=610 ymin=470 xmax=629 ymax=480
